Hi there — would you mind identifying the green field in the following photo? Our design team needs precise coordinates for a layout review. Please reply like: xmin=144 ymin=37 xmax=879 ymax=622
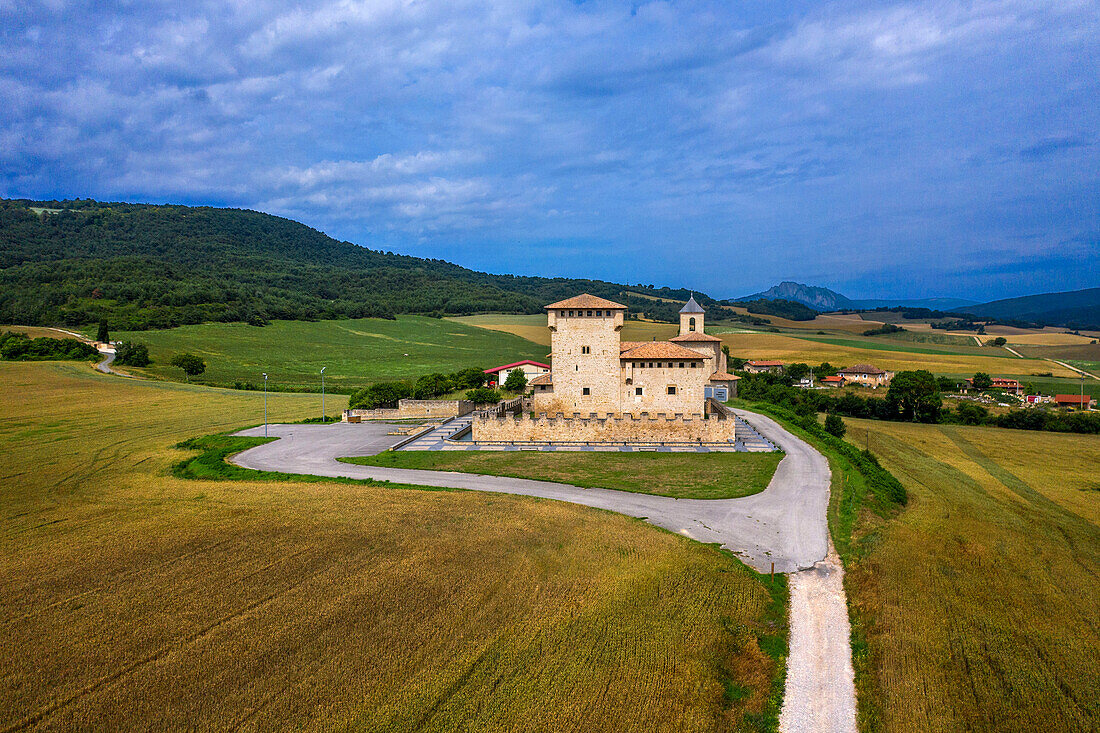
xmin=0 ymin=361 xmax=786 ymax=730
xmin=100 ymin=316 xmax=545 ymax=390
xmin=342 ymin=450 xmax=784 ymax=500
xmin=839 ymin=418 xmax=1100 ymax=731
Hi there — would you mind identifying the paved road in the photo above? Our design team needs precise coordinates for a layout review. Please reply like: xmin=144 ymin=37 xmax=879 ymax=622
xmin=233 ymin=408 xmax=830 ymax=573
xmin=96 ymin=350 xmax=115 ymax=374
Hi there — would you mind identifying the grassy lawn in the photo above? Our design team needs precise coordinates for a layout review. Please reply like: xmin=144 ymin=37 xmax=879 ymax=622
xmin=840 ymin=418 xmax=1100 ymax=731
xmin=97 ymin=315 xmax=545 ymax=390
xmin=0 ymin=361 xmax=786 ymax=731
xmin=341 ymin=450 xmax=784 ymax=500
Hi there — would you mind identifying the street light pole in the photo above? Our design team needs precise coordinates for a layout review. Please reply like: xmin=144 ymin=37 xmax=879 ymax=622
xmin=321 ymin=366 xmax=327 ymax=423
xmin=263 ymin=372 xmax=268 ymax=437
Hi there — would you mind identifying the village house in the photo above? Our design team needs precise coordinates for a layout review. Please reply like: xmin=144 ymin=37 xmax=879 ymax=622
xmin=1054 ymin=394 xmax=1095 ymax=410
xmin=473 ymin=294 xmax=740 ymax=444
xmin=966 ymin=376 xmax=1022 ymax=393
xmin=836 ymin=364 xmax=893 ymax=388
xmin=484 ymin=360 xmax=550 ymax=388
xmin=820 ymin=375 xmax=845 ymax=388
xmin=743 ymin=360 xmax=784 ymax=374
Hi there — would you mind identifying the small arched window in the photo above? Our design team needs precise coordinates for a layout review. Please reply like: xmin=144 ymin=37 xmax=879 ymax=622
xmin=689 ymin=317 xmax=696 ymax=331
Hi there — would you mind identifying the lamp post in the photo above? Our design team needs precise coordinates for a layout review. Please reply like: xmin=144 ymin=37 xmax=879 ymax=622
xmin=263 ymin=372 xmax=268 ymax=437
xmin=321 ymin=366 xmax=327 ymax=423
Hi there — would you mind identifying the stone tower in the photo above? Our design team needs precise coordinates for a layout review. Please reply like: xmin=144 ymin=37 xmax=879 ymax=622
xmin=544 ymin=294 xmax=626 ymax=413
xmin=679 ymin=294 xmax=705 ymax=336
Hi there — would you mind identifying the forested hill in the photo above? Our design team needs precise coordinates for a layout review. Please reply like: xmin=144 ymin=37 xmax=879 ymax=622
xmin=0 ymin=199 xmax=715 ymax=330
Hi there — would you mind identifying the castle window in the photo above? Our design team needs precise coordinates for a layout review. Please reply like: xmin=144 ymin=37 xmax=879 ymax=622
xmin=678 ymin=362 xmax=684 ymax=368
xmin=587 ymin=310 xmax=593 ymax=316
xmin=596 ymin=310 xmax=602 ymax=316
xmin=689 ymin=317 xmax=696 ymax=331
xmin=635 ymin=387 xmax=643 ymax=396
xmin=582 ymin=387 xmax=591 ymax=396
xmin=667 ymin=386 xmax=677 ymax=395
xmin=581 ymin=345 xmax=590 ymax=354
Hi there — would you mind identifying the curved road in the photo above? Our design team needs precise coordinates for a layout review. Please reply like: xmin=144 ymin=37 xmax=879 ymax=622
xmin=233 ymin=408 xmax=829 ymax=573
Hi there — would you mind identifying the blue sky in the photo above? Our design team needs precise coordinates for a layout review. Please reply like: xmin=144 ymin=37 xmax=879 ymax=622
xmin=1 ymin=0 xmax=1097 ymax=301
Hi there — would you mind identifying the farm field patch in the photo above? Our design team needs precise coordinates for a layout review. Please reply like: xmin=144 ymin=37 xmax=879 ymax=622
xmin=0 ymin=362 xmax=784 ymax=731
xmin=718 ymin=332 xmax=1078 ymax=378
xmin=841 ymin=418 xmax=1100 ymax=731
xmin=342 ymin=450 xmax=784 ymax=500
xmin=98 ymin=316 xmax=545 ymax=390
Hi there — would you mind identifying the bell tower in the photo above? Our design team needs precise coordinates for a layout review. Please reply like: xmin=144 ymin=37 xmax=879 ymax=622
xmin=679 ymin=295 xmax=705 ymax=337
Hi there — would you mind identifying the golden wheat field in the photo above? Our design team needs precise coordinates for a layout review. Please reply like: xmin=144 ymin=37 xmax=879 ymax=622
xmin=718 ymin=332 xmax=1078 ymax=377
xmin=0 ymin=361 xmax=781 ymax=731
xmin=842 ymin=419 xmax=1100 ymax=732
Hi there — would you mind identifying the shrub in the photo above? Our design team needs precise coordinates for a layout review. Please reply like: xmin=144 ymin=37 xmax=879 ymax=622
xmin=824 ymin=413 xmax=846 ymax=438
xmin=349 ymin=381 xmax=411 ymax=409
xmin=971 ymin=372 xmax=993 ymax=390
xmin=466 ymin=387 xmax=501 ymax=404
xmin=0 ymin=331 xmax=98 ymax=361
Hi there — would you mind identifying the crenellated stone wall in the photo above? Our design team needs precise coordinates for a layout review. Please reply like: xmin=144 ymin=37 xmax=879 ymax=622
xmin=471 ymin=411 xmax=735 ymax=443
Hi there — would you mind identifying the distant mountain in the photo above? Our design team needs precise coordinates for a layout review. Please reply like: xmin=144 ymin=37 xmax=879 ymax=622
xmin=850 ymin=297 xmax=979 ymax=310
xmin=733 ymin=282 xmax=976 ymax=312
xmin=734 ymin=282 xmax=853 ymax=311
xmin=957 ymin=287 xmax=1100 ymax=330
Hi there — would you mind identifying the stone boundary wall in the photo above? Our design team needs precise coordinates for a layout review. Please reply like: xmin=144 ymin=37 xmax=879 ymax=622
xmin=344 ymin=399 xmax=474 ymax=422
xmin=471 ymin=412 xmax=735 ymax=443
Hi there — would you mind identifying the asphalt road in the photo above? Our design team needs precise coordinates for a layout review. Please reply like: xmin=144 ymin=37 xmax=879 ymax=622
xmin=233 ymin=408 xmax=830 ymax=573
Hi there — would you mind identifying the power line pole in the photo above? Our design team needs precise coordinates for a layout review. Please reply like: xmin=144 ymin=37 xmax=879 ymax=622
xmin=321 ymin=366 xmax=327 ymax=423
xmin=263 ymin=372 xmax=268 ymax=438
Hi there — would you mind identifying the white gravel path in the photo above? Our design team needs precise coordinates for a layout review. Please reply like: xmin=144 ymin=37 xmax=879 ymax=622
xmin=779 ymin=541 xmax=857 ymax=733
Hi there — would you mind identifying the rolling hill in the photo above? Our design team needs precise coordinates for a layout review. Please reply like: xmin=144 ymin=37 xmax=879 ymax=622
xmin=955 ymin=287 xmax=1100 ymax=330
xmin=0 ymin=199 xmax=717 ymax=330
xmin=736 ymin=281 xmax=977 ymax=312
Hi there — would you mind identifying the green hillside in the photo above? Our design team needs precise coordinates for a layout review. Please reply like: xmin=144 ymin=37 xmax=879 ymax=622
xmin=100 ymin=316 xmax=546 ymax=391
xmin=0 ymin=199 xmax=718 ymax=330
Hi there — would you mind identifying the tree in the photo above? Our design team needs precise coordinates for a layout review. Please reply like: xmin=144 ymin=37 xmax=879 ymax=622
xmin=991 ymin=337 xmax=1007 ymax=346
xmin=503 ymin=368 xmax=528 ymax=392
xmin=466 ymin=387 xmax=501 ymax=404
xmin=412 ymin=373 xmax=454 ymax=399
xmin=114 ymin=341 xmax=150 ymax=367
xmin=824 ymin=413 xmax=846 ymax=437
xmin=170 ymin=353 xmax=206 ymax=379
xmin=885 ymin=370 xmax=941 ymax=422
xmin=936 ymin=376 xmax=958 ymax=392
xmin=786 ymin=363 xmax=811 ymax=381
xmin=971 ymin=372 xmax=993 ymax=390
xmin=452 ymin=366 xmax=488 ymax=390
xmin=96 ymin=318 xmax=110 ymax=343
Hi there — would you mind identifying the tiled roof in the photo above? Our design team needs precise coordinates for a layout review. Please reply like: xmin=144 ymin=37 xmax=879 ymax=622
xmin=484 ymin=360 xmax=550 ymax=374
xmin=529 ymin=373 xmax=553 ymax=386
xmin=821 ymin=375 xmax=845 ymax=382
xmin=679 ymin=295 xmax=705 ymax=314
xmin=1055 ymin=394 xmax=1090 ymax=403
xmin=619 ymin=341 xmax=646 ymax=352
xmin=747 ymin=360 xmax=784 ymax=366
xmin=709 ymin=371 xmax=740 ymax=381
xmin=838 ymin=364 xmax=886 ymax=375
xmin=620 ymin=342 xmax=708 ymax=360
xmin=545 ymin=293 xmax=627 ymax=310
xmin=669 ymin=332 xmax=723 ymax=343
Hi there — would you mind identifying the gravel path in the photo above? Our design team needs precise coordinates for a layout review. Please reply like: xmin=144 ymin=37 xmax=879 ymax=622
xmin=779 ymin=542 xmax=858 ymax=733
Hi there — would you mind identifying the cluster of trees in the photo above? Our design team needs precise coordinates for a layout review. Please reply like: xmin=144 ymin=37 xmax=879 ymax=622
xmin=738 ymin=298 xmax=818 ymax=321
xmin=862 ymin=323 xmax=905 ymax=336
xmin=0 ymin=200 xmax=723 ymax=330
xmin=0 ymin=331 xmax=98 ymax=361
xmin=349 ymin=366 xmax=491 ymax=409
xmin=170 ymin=353 xmax=206 ymax=378
xmin=735 ymin=368 xmax=1099 ymax=434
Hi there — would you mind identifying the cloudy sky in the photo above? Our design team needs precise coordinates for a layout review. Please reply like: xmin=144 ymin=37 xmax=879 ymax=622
xmin=2 ymin=0 xmax=1097 ymax=301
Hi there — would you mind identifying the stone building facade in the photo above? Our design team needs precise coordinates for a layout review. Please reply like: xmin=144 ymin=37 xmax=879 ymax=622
xmin=473 ymin=293 xmax=739 ymax=444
